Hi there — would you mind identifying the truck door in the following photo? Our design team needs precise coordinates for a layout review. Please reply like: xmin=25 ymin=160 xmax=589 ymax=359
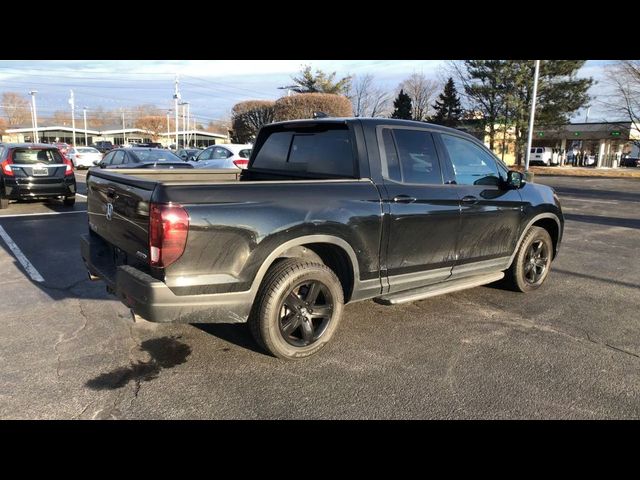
xmin=378 ymin=127 xmax=460 ymax=293
xmin=436 ymin=132 xmax=524 ymax=277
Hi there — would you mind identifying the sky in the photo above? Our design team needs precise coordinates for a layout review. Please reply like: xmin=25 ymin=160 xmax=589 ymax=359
xmin=0 ymin=60 xmax=619 ymax=126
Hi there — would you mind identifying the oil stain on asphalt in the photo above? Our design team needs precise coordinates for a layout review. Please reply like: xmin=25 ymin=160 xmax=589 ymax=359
xmin=86 ymin=336 xmax=192 ymax=390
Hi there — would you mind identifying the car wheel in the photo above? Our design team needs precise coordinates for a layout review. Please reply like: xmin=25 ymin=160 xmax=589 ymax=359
xmin=249 ymin=258 xmax=344 ymax=360
xmin=504 ymin=226 xmax=553 ymax=292
xmin=63 ymin=196 xmax=76 ymax=207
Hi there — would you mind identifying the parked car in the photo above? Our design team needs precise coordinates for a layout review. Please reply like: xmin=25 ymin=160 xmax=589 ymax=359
xmin=529 ymin=147 xmax=557 ymax=166
xmin=189 ymin=144 xmax=252 ymax=169
xmin=67 ymin=146 xmax=103 ymax=169
xmin=136 ymin=142 xmax=164 ymax=148
xmin=620 ymin=156 xmax=640 ymax=168
xmin=93 ymin=148 xmax=194 ymax=169
xmin=1 ymin=143 xmax=76 ymax=209
xmin=175 ymin=148 xmax=202 ymax=161
xmin=92 ymin=141 xmax=115 ymax=154
xmin=52 ymin=142 xmax=71 ymax=156
xmin=82 ymin=118 xmax=564 ymax=359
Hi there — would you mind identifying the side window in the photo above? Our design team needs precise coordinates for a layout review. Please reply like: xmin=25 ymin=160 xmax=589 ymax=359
xmin=212 ymin=147 xmax=231 ymax=159
xmin=122 ymin=152 xmax=131 ymax=164
xmin=197 ymin=148 xmax=213 ymax=161
xmin=111 ymin=151 xmax=125 ymax=166
xmin=441 ymin=134 xmax=500 ymax=186
xmin=381 ymin=128 xmax=443 ymax=185
xmin=102 ymin=152 xmax=114 ymax=165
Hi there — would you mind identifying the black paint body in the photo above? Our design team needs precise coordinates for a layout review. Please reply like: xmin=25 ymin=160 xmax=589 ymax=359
xmin=81 ymin=118 xmax=564 ymax=324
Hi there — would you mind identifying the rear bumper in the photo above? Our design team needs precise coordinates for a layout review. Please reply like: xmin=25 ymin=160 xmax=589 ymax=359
xmin=80 ymin=233 xmax=252 ymax=324
xmin=4 ymin=176 xmax=76 ymax=199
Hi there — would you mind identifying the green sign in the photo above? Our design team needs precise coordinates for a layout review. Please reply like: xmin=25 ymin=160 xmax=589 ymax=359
xmin=574 ymin=132 xmax=581 ymax=136
xmin=537 ymin=131 xmax=544 ymax=137
xmin=611 ymin=131 xmax=621 ymax=137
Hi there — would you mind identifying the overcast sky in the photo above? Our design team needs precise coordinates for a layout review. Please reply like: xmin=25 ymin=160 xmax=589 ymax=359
xmin=0 ymin=60 xmax=618 ymax=125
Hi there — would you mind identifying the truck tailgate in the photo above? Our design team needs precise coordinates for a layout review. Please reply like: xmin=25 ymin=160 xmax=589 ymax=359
xmin=87 ymin=170 xmax=156 ymax=262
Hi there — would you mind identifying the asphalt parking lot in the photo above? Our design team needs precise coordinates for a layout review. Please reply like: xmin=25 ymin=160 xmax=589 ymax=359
xmin=0 ymin=171 xmax=639 ymax=419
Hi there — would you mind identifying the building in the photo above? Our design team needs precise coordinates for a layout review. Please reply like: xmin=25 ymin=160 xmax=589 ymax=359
xmin=459 ymin=120 xmax=640 ymax=167
xmin=1 ymin=125 xmax=229 ymax=148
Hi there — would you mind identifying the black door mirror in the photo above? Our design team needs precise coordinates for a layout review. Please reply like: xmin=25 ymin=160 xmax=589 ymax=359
xmin=506 ymin=170 xmax=524 ymax=189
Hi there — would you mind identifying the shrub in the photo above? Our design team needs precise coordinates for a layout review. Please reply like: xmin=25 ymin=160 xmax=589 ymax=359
xmin=273 ymin=93 xmax=352 ymax=122
xmin=230 ymin=100 xmax=275 ymax=143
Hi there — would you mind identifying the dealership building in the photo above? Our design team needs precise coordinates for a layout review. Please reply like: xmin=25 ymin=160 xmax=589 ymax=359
xmin=1 ymin=125 xmax=229 ymax=148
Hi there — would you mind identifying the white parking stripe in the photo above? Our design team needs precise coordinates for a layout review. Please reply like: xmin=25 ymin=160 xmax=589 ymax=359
xmin=0 ymin=225 xmax=45 ymax=282
xmin=0 ymin=211 xmax=86 ymax=218
xmin=76 ymin=193 xmax=87 ymax=198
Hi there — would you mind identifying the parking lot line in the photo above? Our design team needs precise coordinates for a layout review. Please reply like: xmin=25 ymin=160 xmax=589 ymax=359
xmin=76 ymin=193 xmax=87 ymax=198
xmin=0 ymin=211 xmax=86 ymax=219
xmin=0 ymin=225 xmax=45 ymax=282
xmin=560 ymin=196 xmax=619 ymax=205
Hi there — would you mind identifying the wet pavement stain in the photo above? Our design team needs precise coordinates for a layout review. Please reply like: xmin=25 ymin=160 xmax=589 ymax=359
xmin=86 ymin=336 xmax=192 ymax=391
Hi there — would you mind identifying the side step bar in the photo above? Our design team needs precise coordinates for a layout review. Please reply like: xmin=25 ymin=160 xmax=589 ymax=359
xmin=374 ymin=272 xmax=505 ymax=305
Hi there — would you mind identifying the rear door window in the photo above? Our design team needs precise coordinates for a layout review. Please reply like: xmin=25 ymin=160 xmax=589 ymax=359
xmin=12 ymin=148 xmax=63 ymax=164
xmin=252 ymin=127 xmax=356 ymax=177
xmin=381 ymin=128 xmax=443 ymax=184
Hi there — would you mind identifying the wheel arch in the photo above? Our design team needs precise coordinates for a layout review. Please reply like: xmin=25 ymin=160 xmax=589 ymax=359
xmin=507 ymin=213 xmax=562 ymax=268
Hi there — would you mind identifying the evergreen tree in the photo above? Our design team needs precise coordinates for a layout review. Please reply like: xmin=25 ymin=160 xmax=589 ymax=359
xmin=391 ymin=89 xmax=412 ymax=119
xmin=430 ymin=77 xmax=463 ymax=127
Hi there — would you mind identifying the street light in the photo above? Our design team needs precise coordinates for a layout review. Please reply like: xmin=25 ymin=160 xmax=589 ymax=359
xmin=83 ymin=107 xmax=88 ymax=146
xmin=179 ymin=101 xmax=189 ymax=148
xmin=29 ymin=90 xmax=38 ymax=143
xmin=69 ymin=90 xmax=76 ymax=147
xmin=166 ymin=109 xmax=172 ymax=147
xmin=524 ymin=60 xmax=540 ymax=178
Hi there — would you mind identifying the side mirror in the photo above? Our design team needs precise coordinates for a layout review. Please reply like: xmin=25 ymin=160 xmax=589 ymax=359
xmin=187 ymin=155 xmax=196 ymax=162
xmin=93 ymin=160 xmax=101 ymax=166
xmin=506 ymin=170 xmax=525 ymax=189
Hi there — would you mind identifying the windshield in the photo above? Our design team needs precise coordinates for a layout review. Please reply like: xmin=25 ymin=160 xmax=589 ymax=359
xmin=131 ymin=150 xmax=181 ymax=162
xmin=12 ymin=148 xmax=64 ymax=164
xmin=77 ymin=147 xmax=99 ymax=153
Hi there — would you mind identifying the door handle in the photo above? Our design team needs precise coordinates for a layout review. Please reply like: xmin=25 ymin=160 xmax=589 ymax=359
xmin=461 ymin=195 xmax=478 ymax=205
xmin=106 ymin=188 xmax=116 ymax=199
xmin=393 ymin=195 xmax=417 ymax=204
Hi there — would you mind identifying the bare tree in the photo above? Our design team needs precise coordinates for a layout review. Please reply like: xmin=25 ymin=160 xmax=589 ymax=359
xmin=2 ymin=92 xmax=30 ymax=127
xmin=350 ymin=74 xmax=391 ymax=118
xmin=605 ymin=60 xmax=640 ymax=136
xmin=134 ymin=115 xmax=166 ymax=140
xmin=49 ymin=110 xmax=70 ymax=126
xmin=399 ymin=73 xmax=440 ymax=121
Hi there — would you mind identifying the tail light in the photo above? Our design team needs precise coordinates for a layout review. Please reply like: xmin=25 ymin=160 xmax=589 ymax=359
xmin=63 ymin=156 xmax=74 ymax=176
xmin=149 ymin=203 xmax=189 ymax=268
xmin=1 ymin=152 xmax=14 ymax=176
xmin=233 ymin=159 xmax=249 ymax=169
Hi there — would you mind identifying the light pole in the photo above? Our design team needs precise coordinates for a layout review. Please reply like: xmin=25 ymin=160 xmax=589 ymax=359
xmin=524 ymin=60 xmax=540 ymax=179
xmin=166 ymin=110 xmax=172 ymax=147
xmin=69 ymin=90 xmax=76 ymax=147
xmin=29 ymin=90 xmax=39 ymax=143
xmin=174 ymin=75 xmax=181 ymax=148
xmin=278 ymin=85 xmax=297 ymax=97
xmin=122 ymin=110 xmax=126 ymax=145
xmin=179 ymin=101 xmax=188 ymax=148
xmin=83 ymin=107 xmax=88 ymax=146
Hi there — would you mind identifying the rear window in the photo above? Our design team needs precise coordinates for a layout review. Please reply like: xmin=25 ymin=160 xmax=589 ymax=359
xmin=11 ymin=148 xmax=63 ymax=164
xmin=252 ymin=127 xmax=355 ymax=177
xmin=131 ymin=150 xmax=181 ymax=162
xmin=239 ymin=149 xmax=252 ymax=158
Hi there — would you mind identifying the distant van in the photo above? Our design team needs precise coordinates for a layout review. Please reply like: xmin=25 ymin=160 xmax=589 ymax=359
xmin=530 ymin=147 xmax=557 ymax=166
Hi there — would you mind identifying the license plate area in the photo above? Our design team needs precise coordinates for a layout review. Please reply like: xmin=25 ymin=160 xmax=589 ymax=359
xmin=31 ymin=167 xmax=49 ymax=176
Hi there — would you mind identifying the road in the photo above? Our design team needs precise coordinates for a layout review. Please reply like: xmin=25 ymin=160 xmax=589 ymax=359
xmin=1 ymin=172 xmax=639 ymax=419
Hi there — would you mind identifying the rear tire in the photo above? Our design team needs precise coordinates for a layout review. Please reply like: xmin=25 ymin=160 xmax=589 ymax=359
xmin=63 ymin=196 xmax=76 ymax=207
xmin=504 ymin=226 xmax=553 ymax=292
xmin=249 ymin=258 xmax=344 ymax=360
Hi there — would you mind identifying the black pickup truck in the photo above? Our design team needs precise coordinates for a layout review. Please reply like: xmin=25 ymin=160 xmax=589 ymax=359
xmin=81 ymin=118 xmax=564 ymax=359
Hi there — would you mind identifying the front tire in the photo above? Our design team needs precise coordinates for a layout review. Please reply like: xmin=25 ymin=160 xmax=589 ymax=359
xmin=249 ymin=258 xmax=344 ymax=360
xmin=504 ymin=226 xmax=553 ymax=292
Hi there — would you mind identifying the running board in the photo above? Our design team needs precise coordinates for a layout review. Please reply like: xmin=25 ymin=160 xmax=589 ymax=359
xmin=374 ymin=272 xmax=505 ymax=305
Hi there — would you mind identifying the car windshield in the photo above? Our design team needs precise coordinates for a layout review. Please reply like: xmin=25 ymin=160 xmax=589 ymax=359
xmin=12 ymin=148 xmax=63 ymax=164
xmin=131 ymin=150 xmax=181 ymax=162
xmin=77 ymin=147 xmax=99 ymax=153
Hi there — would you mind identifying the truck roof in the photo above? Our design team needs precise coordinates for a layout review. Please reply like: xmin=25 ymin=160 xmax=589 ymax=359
xmin=265 ymin=117 xmax=482 ymax=143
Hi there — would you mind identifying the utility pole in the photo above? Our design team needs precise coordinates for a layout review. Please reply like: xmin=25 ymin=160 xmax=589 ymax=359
xmin=179 ymin=101 xmax=188 ymax=148
xmin=29 ymin=90 xmax=39 ymax=143
xmin=524 ymin=60 xmax=540 ymax=178
xmin=186 ymin=103 xmax=191 ymax=147
xmin=122 ymin=109 xmax=126 ymax=145
xmin=166 ymin=110 xmax=171 ymax=148
xmin=69 ymin=90 xmax=77 ymax=147
xmin=83 ymin=107 xmax=88 ymax=146
xmin=173 ymin=75 xmax=181 ymax=148
xmin=585 ymin=106 xmax=591 ymax=123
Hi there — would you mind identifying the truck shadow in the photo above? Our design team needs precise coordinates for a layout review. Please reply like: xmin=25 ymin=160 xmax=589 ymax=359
xmin=85 ymin=336 xmax=192 ymax=390
xmin=191 ymin=323 xmax=265 ymax=355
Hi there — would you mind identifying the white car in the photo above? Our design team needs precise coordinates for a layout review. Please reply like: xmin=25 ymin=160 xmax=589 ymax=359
xmin=189 ymin=144 xmax=253 ymax=170
xmin=67 ymin=147 xmax=103 ymax=169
